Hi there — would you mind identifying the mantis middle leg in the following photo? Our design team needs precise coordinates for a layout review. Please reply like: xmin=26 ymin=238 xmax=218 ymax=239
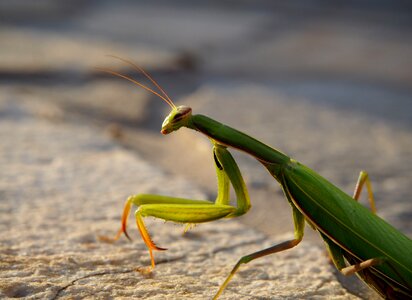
xmin=213 ymin=175 xmax=306 ymax=299
xmin=213 ymin=204 xmax=305 ymax=299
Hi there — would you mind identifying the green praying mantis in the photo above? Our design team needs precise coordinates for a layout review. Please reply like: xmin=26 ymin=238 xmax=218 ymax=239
xmin=100 ymin=57 xmax=412 ymax=299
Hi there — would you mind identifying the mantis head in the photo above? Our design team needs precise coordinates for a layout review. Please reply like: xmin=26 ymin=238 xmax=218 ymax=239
xmin=99 ymin=55 xmax=192 ymax=135
xmin=161 ymin=106 xmax=192 ymax=134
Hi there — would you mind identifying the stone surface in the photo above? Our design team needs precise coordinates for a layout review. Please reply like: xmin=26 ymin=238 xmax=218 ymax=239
xmin=1 ymin=2 xmax=411 ymax=299
xmin=0 ymin=91 xmax=361 ymax=299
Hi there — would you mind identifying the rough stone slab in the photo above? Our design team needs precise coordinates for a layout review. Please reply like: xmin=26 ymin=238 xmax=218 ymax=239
xmin=1 ymin=3 xmax=410 ymax=299
xmin=2 ymin=80 xmax=407 ymax=298
xmin=0 ymin=89 xmax=363 ymax=299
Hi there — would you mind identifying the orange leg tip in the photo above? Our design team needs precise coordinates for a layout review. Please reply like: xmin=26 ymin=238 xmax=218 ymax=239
xmin=135 ymin=213 xmax=167 ymax=250
xmin=97 ymin=235 xmax=116 ymax=243
xmin=123 ymin=229 xmax=132 ymax=241
xmin=135 ymin=266 xmax=153 ymax=275
xmin=148 ymin=241 xmax=167 ymax=252
xmin=97 ymin=227 xmax=125 ymax=243
xmin=149 ymin=249 xmax=156 ymax=269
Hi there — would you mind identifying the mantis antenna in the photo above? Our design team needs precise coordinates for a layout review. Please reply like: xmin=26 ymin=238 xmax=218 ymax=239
xmin=97 ymin=56 xmax=176 ymax=109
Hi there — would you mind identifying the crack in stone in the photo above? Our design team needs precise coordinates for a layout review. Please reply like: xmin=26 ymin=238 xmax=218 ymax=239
xmin=51 ymin=268 xmax=135 ymax=300
xmin=50 ymin=253 xmax=191 ymax=299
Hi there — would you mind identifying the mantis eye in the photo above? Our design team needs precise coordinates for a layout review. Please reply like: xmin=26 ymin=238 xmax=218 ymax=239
xmin=173 ymin=112 xmax=183 ymax=120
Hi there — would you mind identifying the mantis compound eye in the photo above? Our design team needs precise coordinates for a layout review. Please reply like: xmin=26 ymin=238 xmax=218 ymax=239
xmin=173 ymin=106 xmax=192 ymax=121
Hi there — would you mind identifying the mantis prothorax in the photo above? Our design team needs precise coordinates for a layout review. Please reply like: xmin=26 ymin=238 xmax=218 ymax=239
xmin=99 ymin=56 xmax=412 ymax=299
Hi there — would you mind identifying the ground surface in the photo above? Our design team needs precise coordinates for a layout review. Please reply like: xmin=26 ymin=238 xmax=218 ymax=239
xmin=1 ymin=2 xmax=411 ymax=299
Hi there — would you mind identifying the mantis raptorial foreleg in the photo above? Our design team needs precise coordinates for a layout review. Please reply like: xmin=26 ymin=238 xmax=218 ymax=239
xmin=112 ymin=145 xmax=251 ymax=268
xmin=353 ymin=171 xmax=376 ymax=213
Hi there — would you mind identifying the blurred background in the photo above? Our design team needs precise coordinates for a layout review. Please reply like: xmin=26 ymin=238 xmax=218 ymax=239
xmin=1 ymin=1 xmax=411 ymax=297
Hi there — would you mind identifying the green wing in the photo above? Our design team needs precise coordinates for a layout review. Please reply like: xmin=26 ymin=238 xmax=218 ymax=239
xmin=281 ymin=160 xmax=412 ymax=288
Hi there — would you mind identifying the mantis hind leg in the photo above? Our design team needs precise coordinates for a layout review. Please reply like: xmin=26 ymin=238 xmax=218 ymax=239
xmin=353 ymin=171 xmax=376 ymax=213
xmin=319 ymin=233 xmax=405 ymax=298
xmin=320 ymin=232 xmax=383 ymax=274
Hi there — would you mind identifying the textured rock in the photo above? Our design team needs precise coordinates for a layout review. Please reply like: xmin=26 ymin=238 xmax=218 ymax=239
xmin=1 ymin=2 xmax=411 ymax=299
xmin=0 ymin=87 xmax=363 ymax=299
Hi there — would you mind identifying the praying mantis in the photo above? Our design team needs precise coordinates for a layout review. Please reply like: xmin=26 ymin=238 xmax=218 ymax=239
xmin=100 ymin=57 xmax=412 ymax=299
